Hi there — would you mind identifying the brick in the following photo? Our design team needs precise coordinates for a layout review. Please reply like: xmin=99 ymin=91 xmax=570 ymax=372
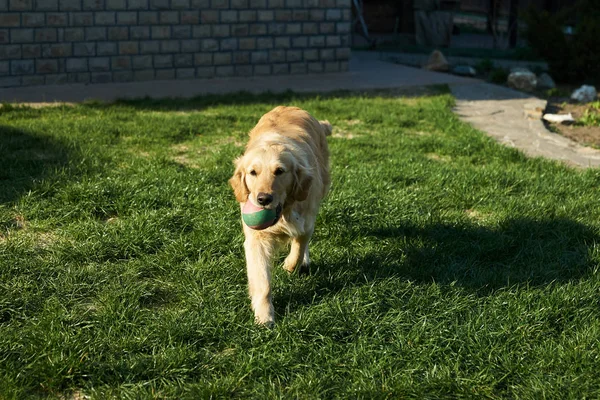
xmin=192 ymin=25 xmax=210 ymax=38
xmin=336 ymin=0 xmax=350 ymax=6
xmin=268 ymin=0 xmax=282 ymax=6
xmin=251 ymin=51 xmax=267 ymax=64
xmin=85 ymin=27 xmax=106 ymax=40
xmin=232 ymin=24 xmax=248 ymax=36
xmin=201 ymin=38 xmax=218 ymax=51
xmin=336 ymin=47 xmax=350 ymax=60
xmin=221 ymin=10 xmax=237 ymax=23
xmin=119 ymin=41 xmax=138 ymax=54
xmin=307 ymin=62 xmax=322 ymax=73
xmin=303 ymin=49 xmax=318 ymax=61
xmin=66 ymin=57 xmax=87 ymax=72
xmin=174 ymin=54 xmax=192 ymax=67
xmin=256 ymin=37 xmax=272 ymax=50
xmin=47 ymin=12 xmax=67 ymax=26
xmin=220 ymin=38 xmax=237 ymax=51
xmin=173 ymin=25 xmax=191 ymax=39
xmin=96 ymin=41 xmax=116 ymax=55
xmin=191 ymin=0 xmax=208 ymax=7
xmin=128 ymin=0 xmax=147 ymax=9
xmin=171 ymin=0 xmax=189 ymax=7
xmin=22 ymin=43 xmax=41 ymax=57
xmin=302 ymin=22 xmax=318 ymax=35
xmin=200 ymin=10 xmax=218 ymax=24
xmin=326 ymin=9 xmax=342 ymax=21
xmin=324 ymin=61 xmax=339 ymax=72
xmin=285 ymin=0 xmax=301 ymax=6
xmin=35 ymin=0 xmax=59 ymax=10
xmin=108 ymin=26 xmax=128 ymax=40
xmin=253 ymin=64 xmax=270 ymax=75
xmin=342 ymin=9 xmax=351 ymax=20
xmin=210 ymin=0 xmax=228 ymax=8
xmin=320 ymin=48 xmax=334 ymax=60
xmin=131 ymin=54 xmax=151 ymax=69
xmin=250 ymin=0 xmax=265 ymax=7
xmin=0 ymin=30 xmax=7 ymax=43
xmin=309 ymin=35 xmax=325 ymax=47
xmin=290 ymin=62 xmax=306 ymax=74
xmin=230 ymin=0 xmax=247 ymax=8
xmin=0 ymin=14 xmax=20 ymax=27
xmin=232 ymin=51 xmax=248 ymax=64
xmin=340 ymin=60 xmax=348 ymax=71
xmin=212 ymin=25 xmax=229 ymax=37
xmin=193 ymin=53 xmax=211 ymax=65
xmin=153 ymin=54 xmax=171 ymax=68
xmin=59 ymin=0 xmax=80 ymax=10
xmin=64 ymin=28 xmax=84 ymax=41
xmin=0 ymin=61 xmax=9 ymax=75
xmin=257 ymin=10 xmax=273 ymax=22
xmin=22 ymin=13 xmax=44 ymax=26
xmin=160 ymin=40 xmax=178 ymax=52
xmin=45 ymin=73 xmax=68 ymax=84
xmin=0 ymin=76 xmax=21 ymax=87
xmin=151 ymin=26 xmax=170 ymax=39
xmin=155 ymin=68 xmax=174 ymax=79
xmin=239 ymin=37 xmax=254 ymax=50
xmin=269 ymin=23 xmax=285 ymax=35
xmin=138 ymin=11 xmax=158 ymax=24
xmin=326 ymin=35 xmax=341 ymax=47
xmin=11 ymin=28 xmax=33 ymax=43
xmin=269 ymin=49 xmax=284 ymax=63
xmin=106 ymin=0 xmax=126 ymax=9
xmin=309 ymin=9 xmax=324 ymax=21
xmin=11 ymin=59 xmax=34 ymax=74
xmin=42 ymin=43 xmax=71 ymax=57
xmin=320 ymin=22 xmax=335 ymax=34
xmin=22 ymin=75 xmax=45 ymax=85
xmin=113 ymin=70 xmax=133 ymax=82
xmin=239 ymin=10 xmax=255 ymax=22
xmin=215 ymin=65 xmax=233 ymax=77
xmin=70 ymin=12 xmax=93 ymax=26
xmin=10 ymin=0 xmax=32 ymax=10
xmin=291 ymin=36 xmax=307 ymax=47
xmin=336 ymin=22 xmax=350 ymax=34
xmin=140 ymin=40 xmax=159 ymax=53
xmin=89 ymin=56 xmax=109 ymax=71
xmin=95 ymin=12 xmax=116 ymax=25
xmin=195 ymin=66 xmax=213 ymax=78
xmin=159 ymin=11 xmax=178 ymax=24
xmin=130 ymin=26 xmax=150 ymax=39
xmin=293 ymin=10 xmax=308 ymax=21
xmin=249 ymin=24 xmax=266 ymax=35
xmin=150 ymin=0 xmax=168 ymax=9
xmin=82 ymin=0 xmax=103 ymax=10
xmin=35 ymin=28 xmax=57 ymax=41
xmin=181 ymin=39 xmax=199 ymax=53
xmin=286 ymin=49 xmax=301 ymax=62
xmin=275 ymin=10 xmax=291 ymax=22
xmin=134 ymin=69 xmax=154 ymax=81
xmin=181 ymin=11 xmax=199 ymax=24
xmin=91 ymin=72 xmax=112 ymax=83
xmin=213 ymin=52 xmax=230 ymax=65
xmin=285 ymin=23 xmax=301 ymax=35
xmin=274 ymin=37 xmax=289 ymax=48
xmin=74 ymin=42 xmax=95 ymax=56
xmin=36 ymin=59 xmax=58 ymax=73
xmin=116 ymin=12 xmax=136 ymax=24
xmin=235 ymin=65 xmax=252 ymax=76
xmin=111 ymin=55 xmax=130 ymax=69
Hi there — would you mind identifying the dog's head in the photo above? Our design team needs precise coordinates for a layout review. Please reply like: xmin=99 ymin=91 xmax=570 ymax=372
xmin=229 ymin=143 xmax=312 ymax=209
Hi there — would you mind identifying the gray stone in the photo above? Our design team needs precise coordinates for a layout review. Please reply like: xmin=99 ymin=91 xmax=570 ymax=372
xmin=536 ymin=73 xmax=555 ymax=89
xmin=452 ymin=65 xmax=476 ymax=77
xmin=571 ymin=85 xmax=597 ymax=103
xmin=507 ymin=70 xmax=537 ymax=92
xmin=422 ymin=50 xmax=449 ymax=72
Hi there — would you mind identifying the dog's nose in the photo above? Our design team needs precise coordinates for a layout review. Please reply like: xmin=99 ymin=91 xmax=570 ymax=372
xmin=256 ymin=192 xmax=273 ymax=206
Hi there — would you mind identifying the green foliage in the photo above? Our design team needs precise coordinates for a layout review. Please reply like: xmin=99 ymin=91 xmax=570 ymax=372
xmin=489 ymin=67 xmax=509 ymax=84
xmin=523 ymin=0 xmax=600 ymax=84
xmin=475 ymin=58 xmax=494 ymax=74
xmin=1 ymin=90 xmax=600 ymax=398
xmin=578 ymin=101 xmax=600 ymax=127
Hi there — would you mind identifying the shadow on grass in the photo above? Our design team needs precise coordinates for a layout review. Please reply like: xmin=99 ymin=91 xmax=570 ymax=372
xmin=277 ymin=217 xmax=599 ymax=312
xmin=0 ymin=124 xmax=71 ymax=206
xmin=77 ymin=87 xmax=451 ymax=112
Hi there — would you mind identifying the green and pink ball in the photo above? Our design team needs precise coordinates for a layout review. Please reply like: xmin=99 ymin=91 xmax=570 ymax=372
xmin=242 ymin=201 xmax=281 ymax=230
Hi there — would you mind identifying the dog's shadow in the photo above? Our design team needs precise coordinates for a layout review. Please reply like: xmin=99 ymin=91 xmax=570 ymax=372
xmin=274 ymin=217 xmax=599 ymax=314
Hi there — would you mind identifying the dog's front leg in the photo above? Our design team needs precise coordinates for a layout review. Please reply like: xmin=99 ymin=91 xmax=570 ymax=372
xmin=244 ymin=235 xmax=274 ymax=325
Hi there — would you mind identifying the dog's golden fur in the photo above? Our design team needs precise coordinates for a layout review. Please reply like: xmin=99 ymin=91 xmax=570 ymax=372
xmin=229 ymin=106 xmax=331 ymax=325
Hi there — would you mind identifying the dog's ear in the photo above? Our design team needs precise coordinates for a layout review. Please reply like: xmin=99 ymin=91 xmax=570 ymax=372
xmin=291 ymin=165 xmax=313 ymax=202
xmin=229 ymin=158 xmax=249 ymax=203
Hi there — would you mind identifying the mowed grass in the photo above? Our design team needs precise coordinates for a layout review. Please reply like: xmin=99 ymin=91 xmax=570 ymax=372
xmin=1 ymin=89 xmax=600 ymax=399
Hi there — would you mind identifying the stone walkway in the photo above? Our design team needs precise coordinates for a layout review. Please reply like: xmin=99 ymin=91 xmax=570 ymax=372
xmin=1 ymin=50 xmax=599 ymax=168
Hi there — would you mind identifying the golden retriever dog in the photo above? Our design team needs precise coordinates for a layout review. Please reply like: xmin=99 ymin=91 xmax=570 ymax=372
xmin=229 ymin=106 xmax=331 ymax=325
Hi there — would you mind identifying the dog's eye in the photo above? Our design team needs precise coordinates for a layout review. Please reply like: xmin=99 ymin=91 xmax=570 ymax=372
xmin=274 ymin=168 xmax=285 ymax=176
xmin=249 ymin=170 xmax=257 ymax=176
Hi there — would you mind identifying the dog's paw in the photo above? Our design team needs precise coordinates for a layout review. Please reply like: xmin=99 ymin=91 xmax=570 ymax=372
xmin=298 ymin=262 xmax=310 ymax=275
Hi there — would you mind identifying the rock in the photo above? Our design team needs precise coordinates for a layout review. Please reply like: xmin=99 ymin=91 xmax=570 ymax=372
xmin=542 ymin=113 xmax=575 ymax=124
xmin=422 ymin=50 xmax=449 ymax=72
xmin=507 ymin=70 xmax=537 ymax=92
xmin=452 ymin=65 xmax=477 ymax=76
xmin=523 ymin=99 xmax=547 ymax=119
xmin=536 ymin=73 xmax=556 ymax=89
xmin=571 ymin=85 xmax=597 ymax=103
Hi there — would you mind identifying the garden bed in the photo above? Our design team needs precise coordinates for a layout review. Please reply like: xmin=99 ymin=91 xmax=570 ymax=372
xmin=545 ymin=97 xmax=600 ymax=149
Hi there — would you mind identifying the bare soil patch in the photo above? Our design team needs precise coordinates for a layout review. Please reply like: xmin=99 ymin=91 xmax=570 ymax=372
xmin=545 ymin=97 xmax=600 ymax=149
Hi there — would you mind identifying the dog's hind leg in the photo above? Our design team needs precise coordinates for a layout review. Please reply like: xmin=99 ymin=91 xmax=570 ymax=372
xmin=244 ymin=236 xmax=275 ymax=326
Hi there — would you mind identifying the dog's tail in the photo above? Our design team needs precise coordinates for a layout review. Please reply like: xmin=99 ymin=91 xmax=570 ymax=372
xmin=319 ymin=120 xmax=332 ymax=137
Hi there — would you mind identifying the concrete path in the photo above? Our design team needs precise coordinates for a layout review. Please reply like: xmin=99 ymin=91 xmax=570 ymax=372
xmin=450 ymin=82 xmax=600 ymax=168
xmin=1 ymin=50 xmax=599 ymax=168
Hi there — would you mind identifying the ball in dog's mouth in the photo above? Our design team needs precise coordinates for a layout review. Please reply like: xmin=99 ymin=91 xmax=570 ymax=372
xmin=242 ymin=202 xmax=282 ymax=230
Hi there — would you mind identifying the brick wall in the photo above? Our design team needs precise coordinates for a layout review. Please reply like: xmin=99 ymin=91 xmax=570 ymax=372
xmin=0 ymin=0 xmax=351 ymax=88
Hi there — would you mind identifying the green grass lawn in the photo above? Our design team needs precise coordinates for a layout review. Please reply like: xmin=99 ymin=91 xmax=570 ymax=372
xmin=1 ymin=88 xmax=600 ymax=399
